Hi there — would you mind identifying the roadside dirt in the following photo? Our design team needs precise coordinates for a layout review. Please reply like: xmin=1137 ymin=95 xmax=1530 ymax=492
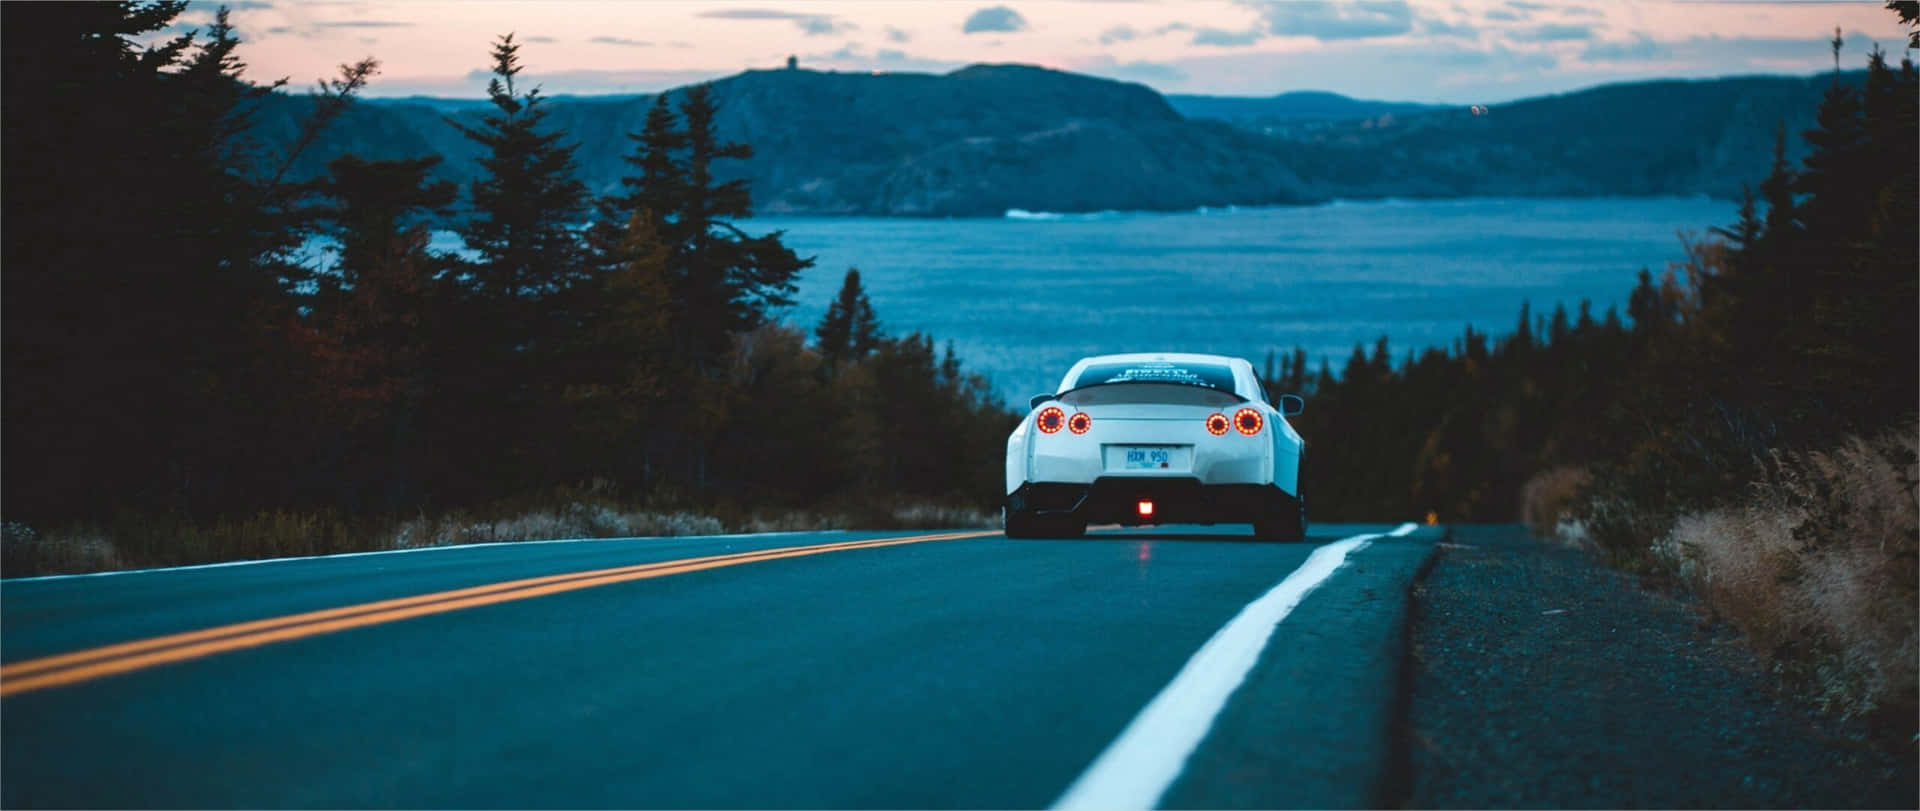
xmin=1400 ymin=524 xmax=1915 ymax=809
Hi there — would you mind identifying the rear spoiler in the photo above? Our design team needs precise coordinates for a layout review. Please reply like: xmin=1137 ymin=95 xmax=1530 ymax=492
xmin=1033 ymin=381 xmax=1249 ymax=410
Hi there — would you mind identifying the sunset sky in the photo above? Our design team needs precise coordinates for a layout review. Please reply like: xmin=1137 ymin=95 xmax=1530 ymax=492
xmin=186 ymin=1 xmax=1912 ymax=103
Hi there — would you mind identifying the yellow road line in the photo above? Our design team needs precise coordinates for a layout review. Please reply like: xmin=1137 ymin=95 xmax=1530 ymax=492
xmin=1 ymin=529 xmax=999 ymax=698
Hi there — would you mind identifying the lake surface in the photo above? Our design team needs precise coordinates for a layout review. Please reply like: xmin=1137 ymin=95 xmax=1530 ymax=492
xmin=742 ymin=197 xmax=1733 ymax=405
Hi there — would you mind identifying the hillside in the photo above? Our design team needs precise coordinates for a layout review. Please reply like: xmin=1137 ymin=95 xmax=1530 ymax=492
xmin=1165 ymin=91 xmax=1443 ymax=126
xmin=1273 ymin=72 xmax=1858 ymax=201
xmin=252 ymin=65 xmax=1856 ymax=216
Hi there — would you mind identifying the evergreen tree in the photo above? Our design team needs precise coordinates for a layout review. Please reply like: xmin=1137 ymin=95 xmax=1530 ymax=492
xmin=817 ymin=267 xmax=883 ymax=367
xmin=663 ymin=84 xmax=812 ymax=374
xmin=443 ymin=33 xmax=591 ymax=498
xmin=560 ymin=214 xmax=675 ymax=485
xmin=603 ymin=95 xmax=687 ymax=225
xmin=451 ymin=34 xmax=589 ymax=306
xmin=2 ymin=2 xmax=369 ymax=520
xmin=302 ymin=155 xmax=456 ymax=508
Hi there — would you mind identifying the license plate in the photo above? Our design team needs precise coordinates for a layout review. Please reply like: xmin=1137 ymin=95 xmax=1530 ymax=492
xmin=1116 ymin=446 xmax=1177 ymax=470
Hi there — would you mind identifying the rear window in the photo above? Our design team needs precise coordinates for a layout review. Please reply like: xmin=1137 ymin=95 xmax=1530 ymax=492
xmin=1070 ymin=361 xmax=1237 ymax=393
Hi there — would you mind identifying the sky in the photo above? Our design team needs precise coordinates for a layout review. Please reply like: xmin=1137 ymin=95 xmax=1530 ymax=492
xmin=182 ymin=1 xmax=1913 ymax=103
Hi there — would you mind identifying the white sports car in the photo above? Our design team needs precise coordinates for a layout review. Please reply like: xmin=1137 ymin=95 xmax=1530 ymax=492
xmin=1003 ymin=353 xmax=1307 ymax=540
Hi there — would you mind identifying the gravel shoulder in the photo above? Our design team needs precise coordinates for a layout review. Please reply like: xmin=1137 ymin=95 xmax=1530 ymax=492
xmin=1402 ymin=524 xmax=1916 ymax=809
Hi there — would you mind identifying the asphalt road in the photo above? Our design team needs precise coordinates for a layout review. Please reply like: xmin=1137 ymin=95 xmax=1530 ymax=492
xmin=2 ymin=523 xmax=1437 ymax=809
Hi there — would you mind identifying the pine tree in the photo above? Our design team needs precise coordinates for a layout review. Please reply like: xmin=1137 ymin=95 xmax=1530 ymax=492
xmin=562 ymin=214 xmax=675 ymax=484
xmin=816 ymin=267 xmax=883 ymax=367
xmin=451 ymin=34 xmax=589 ymax=307
xmin=604 ymin=95 xmax=687 ymax=225
xmin=668 ymin=83 xmax=811 ymax=372
xmin=3 ymin=2 xmax=372 ymax=519
xmin=443 ymin=33 xmax=591 ymax=498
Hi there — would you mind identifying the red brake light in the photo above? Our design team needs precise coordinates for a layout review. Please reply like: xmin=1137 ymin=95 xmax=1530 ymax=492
xmin=1205 ymin=413 xmax=1230 ymax=436
xmin=1137 ymin=500 xmax=1155 ymax=518
xmin=1234 ymin=407 xmax=1264 ymax=435
xmin=1067 ymin=412 xmax=1092 ymax=434
xmin=1036 ymin=406 xmax=1065 ymax=434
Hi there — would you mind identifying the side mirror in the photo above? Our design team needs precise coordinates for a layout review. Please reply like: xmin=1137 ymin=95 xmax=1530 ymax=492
xmin=1279 ymin=394 xmax=1305 ymax=416
xmin=1028 ymin=393 xmax=1055 ymax=410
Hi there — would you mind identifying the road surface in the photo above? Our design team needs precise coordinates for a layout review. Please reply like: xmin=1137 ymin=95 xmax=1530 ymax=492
xmin=2 ymin=523 xmax=1437 ymax=808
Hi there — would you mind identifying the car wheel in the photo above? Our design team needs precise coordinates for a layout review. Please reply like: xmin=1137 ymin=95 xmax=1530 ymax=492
xmin=1253 ymin=495 xmax=1307 ymax=542
xmin=1004 ymin=509 xmax=1084 ymax=539
xmin=1046 ymin=518 xmax=1087 ymax=539
xmin=1004 ymin=507 xmax=1040 ymax=539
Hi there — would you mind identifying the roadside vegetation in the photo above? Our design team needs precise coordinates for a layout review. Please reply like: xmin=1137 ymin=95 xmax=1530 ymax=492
xmin=3 ymin=1 xmax=1912 ymax=747
xmin=2 ymin=4 xmax=1008 ymax=576
xmin=1276 ymin=25 xmax=1916 ymax=747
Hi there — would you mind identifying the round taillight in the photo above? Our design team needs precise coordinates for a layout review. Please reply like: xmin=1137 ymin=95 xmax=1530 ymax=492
xmin=1067 ymin=412 xmax=1091 ymax=434
xmin=1234 ymin=407 xmax=1264 ymax=435
xmin=1036 ymin=406 xmax=1065 ymax=434
xmin=1205 ymin=413 xmax=1230 ymax=436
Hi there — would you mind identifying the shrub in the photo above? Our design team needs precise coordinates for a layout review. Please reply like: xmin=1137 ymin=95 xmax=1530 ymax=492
xmin=1519 ymin=466 xmax=1590 ymax=538
xmin=1654 ymin=425 xmax=1917 ymax=737
xmin=1 ymin=521 xmax=123 ymax=576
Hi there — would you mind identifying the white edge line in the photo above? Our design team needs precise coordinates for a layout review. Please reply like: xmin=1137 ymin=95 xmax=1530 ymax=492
xmin=0 ymin=529 xmax=861 ymax=584
xmin=1052 ymin=521 xmax=1419 ymax=810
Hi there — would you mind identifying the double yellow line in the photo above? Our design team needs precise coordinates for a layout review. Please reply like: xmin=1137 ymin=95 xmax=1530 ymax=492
xmin=1 ymin=529 xmax=998 ymax=698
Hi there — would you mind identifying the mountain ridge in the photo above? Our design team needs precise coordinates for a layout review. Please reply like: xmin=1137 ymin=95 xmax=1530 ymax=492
xmin=252 ymin=63 xmax=1855 ymax=216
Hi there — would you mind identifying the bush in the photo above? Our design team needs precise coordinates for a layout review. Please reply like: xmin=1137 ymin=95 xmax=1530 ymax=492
xmin=1652 ymin=425 xmax=1917 ymax=739
xmin=1 ymin=521 xmax=122 ymax=576
xmin=1519 ymin=466 xmax=1590 ymax=538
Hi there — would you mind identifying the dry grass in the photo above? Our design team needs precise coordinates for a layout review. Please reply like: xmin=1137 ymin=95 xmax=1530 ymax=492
xmin=1519 ymin=466 xmax=1591 ymax=541
xmin=1 ymin=496 xmax=997 ymax=578
xmin=387 ymin=505 xmax=727 ymax=549
xmin=1 ymin=521 xmax=124 ymax=576
xmin=1650 ymin=425 xmax=1918 ymax=732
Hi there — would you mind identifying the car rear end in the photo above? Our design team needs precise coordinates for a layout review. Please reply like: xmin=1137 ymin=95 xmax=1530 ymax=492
xmin=1015 ymin=381 xmax=1285 ymax=524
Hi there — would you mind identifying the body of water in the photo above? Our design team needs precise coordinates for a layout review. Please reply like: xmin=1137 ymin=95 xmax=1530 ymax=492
xmin=383 ymin=197 xmax=1730 ymax=406
xmin=746 ymin=197 xmax=1733 ymax=405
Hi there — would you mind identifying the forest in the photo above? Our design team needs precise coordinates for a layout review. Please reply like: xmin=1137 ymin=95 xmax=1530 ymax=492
xmin=1280 ymin=21 xmax=1916 ymax=739
xmin=1 ymin=1 xmax=1913 ymax=602
xmin=2 ymin=3 xmax=1013 ymax=566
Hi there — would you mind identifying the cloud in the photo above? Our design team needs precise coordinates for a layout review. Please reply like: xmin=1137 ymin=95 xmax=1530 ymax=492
xmin=1581 ymin=32 xmax=1664 ymax=62
xmin=430 ymin=67 xmax=724 ymax=95
xmin=1153 ymin=22 xmax=1192 ymax=35
xmin=791 ymin=43 xmax=963 ymax=73
xmin=963 ymin=6 xmax=1027 ymax=34
xmin=1420 ymin=17 xmax=1478 ymax=39
xmin=815 ymin=42 xmax=862 ymax=61
xmin=1072 ymin=54 xmax=1186 ymax=84
xmin=258 ymin=17 xmax=410 ymax=39
xmin=589 ymin=36 xmax=651 ymax=48
xmin=1484 ymin=9 xmax=1520 ymax=22
xmin=212 ymin=1 xmax=275 ymax=9
xmin=1508 ymin=23 xmax=1595 ymax=43
xmin=524 ymin=35 xmax=556 ymax=43
xmin=1193 ymin=27 xmax=1264 ymax=47
xmin=1245 ymin=0 xmax=1415 ymax=41
xmin=1100 ymin=24 xmax=1137 ymax=44
xmin=697 ymin=9 xmax=854 ymax=37
xmin=1398 ymin=42 xmax=1558 ymax=71
xmin=886 ymin=26 xmax=911 ymax=43
xmin=314 ymin=20 xmax=413 ymax=29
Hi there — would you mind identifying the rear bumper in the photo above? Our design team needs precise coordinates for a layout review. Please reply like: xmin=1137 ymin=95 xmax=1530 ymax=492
xmin=1007 ymin=479 xmax=1298 ymax=525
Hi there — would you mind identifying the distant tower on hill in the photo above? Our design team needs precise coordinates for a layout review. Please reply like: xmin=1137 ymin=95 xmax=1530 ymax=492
xmin=786 ymin=55 xmax=797 ymax=70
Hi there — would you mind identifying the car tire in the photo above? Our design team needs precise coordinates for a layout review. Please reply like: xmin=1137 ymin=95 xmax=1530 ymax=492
xmin=1004 ymin=508 xmax=1040 ymax=539
xmin=1004 ymin=509 xmax=1084 ymax=539
xmin=1254 ymin=494 xmax=1307 ymax=542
